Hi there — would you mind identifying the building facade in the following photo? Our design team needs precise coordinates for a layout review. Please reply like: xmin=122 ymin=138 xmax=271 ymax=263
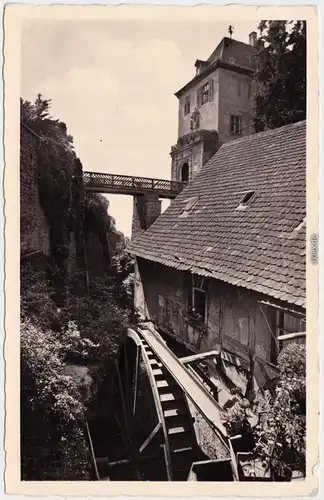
xmin=129 ymin=121 xmax=306 ymax=389
xmin=171 ymin=33 xmax=259 ymax=183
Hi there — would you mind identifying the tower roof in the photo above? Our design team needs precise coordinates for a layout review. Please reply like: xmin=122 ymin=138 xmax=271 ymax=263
xmin=175 ymin=36 xmax=257 ymax=98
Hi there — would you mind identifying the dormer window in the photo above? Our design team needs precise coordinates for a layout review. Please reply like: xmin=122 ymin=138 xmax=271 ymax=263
xmin=235 ymin=190 xmax=255 ymax=211
xmin=184 ymin=95 xmax=191 ymax=115
xmin=241 ymin=190 xmax=255 ymax=204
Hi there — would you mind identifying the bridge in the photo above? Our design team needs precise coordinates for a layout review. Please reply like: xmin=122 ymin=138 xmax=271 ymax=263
xmin=83 ymin=171 xmax=186 ymax=199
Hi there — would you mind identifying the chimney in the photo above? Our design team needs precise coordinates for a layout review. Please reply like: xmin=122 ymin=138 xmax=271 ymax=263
xmin=249 ymin=31 xmax=257 ymax=47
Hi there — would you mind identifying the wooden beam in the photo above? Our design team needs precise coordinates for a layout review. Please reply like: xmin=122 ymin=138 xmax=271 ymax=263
xmin=139 ymin=422 xmax=162 ymax=454
xmin=124 ymin=342 xmax=130 ymax=413
xmin=180 ymin=350 xmax=219 ymax=364
xmin=133 ymin=345 xmax=140 ymax=416
xmin=85 ymin=421 xmax=100 ymax=480
xmin=278 ymin=331 xmax=306 ymax=341
xmin=115 ymin=359 xmax=129 ymax=433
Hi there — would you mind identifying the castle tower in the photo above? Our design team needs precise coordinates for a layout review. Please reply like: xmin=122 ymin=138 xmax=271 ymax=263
xmin=170 ymin=32 xmax=258 ymax=182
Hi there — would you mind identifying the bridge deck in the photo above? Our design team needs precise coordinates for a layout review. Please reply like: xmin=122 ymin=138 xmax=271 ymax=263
xmin=84 ymin=171 xmax=186 ymax=199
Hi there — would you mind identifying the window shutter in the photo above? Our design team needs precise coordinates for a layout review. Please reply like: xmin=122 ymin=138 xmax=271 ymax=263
xmin=197 ymin=88 xmax=201 ymax=108
xmin=208 ymin=79 xmax=214 ymax=101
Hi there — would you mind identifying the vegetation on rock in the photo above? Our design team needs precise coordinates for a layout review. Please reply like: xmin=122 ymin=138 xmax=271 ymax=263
xmin=20 ymin=95 xmax=134 ymax=479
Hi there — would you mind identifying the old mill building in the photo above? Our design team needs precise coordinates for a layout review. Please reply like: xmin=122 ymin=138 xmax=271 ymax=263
xmin=128 ymin=34 xmax=306 ymax=392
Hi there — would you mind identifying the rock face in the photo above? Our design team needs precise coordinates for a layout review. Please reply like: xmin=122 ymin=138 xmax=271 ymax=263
xmin=20 ymin=123 xmax=89 ymax=295
xmin=20 ymin=124 xmax=50 ymax=257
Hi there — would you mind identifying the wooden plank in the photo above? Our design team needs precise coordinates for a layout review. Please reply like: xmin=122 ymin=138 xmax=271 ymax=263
xmin=139 ymin=422 xmax=162 ymax=454
xmin=180 ymin=350 xmax=219 ymax=364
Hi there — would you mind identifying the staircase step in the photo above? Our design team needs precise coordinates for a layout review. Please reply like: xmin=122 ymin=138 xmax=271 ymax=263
xmin=159 ymin=388 xmax=183 ymax=403
xmin=167 ymin=416 xmax=192 ymax=434
xmin=164 ymin=405 xmax=187 ymax=419
xmin=169 ymin=431 xmax=195 ymax=452
xmin=156 ymin=379 xmax=177 ymax=391
xmin=148 ymin=359 xmax=162 ymax=367
xmin=171 ymin=446 xmax=195 ymax=470
xmin=161 ymin=397 xmax=186 ymax=411
xmin=152 ymin=368 xmax=164 ymax=377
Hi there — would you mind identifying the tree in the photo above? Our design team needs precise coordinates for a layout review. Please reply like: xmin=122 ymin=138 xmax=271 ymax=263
xmin=253 ymin=21 xmax=306 ymax=132
xmin=253 ymin=344 xmax=306 ymax=480
xmin=21 ymin=319 xmax=91 ymax=480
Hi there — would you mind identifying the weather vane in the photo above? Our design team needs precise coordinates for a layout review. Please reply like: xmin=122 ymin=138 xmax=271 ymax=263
xmin=228 ymin=25 xmax=234 ymax=38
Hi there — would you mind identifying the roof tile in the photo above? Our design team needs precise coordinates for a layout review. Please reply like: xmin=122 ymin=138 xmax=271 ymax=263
xmin=129 ymin=121 xmax=306 ymax=308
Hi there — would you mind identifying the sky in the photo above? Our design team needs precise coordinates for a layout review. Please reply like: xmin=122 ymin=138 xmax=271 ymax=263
xmin=21 ymin=18 xmax=257 ymax=237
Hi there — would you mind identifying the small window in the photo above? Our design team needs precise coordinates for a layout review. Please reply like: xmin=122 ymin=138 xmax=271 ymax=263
xmin=193 ymin=288 xmax=206 ymax=319
xmin=230 ymin=115 xmax=242 ymax=135
xmin=184 ymin=95 xmax=190 ymax=115
xmin=241 ymin=190 xmax=255 ymax=205
xmin=201 ymin=83 xmax=209 ymax=105
xmin=184 ymin=196 xmax=199 ymax=211
xmin=188 ymin=274 xmax=207 ymax=322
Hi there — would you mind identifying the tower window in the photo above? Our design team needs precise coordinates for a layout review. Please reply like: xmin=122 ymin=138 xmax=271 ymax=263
xmin=230 ymin=115 xmax=242 ymax=135
xmin=197 ymin=80 xmax=213 ymax=108
xmin=184 ymin=95 xmax=191 ymax=115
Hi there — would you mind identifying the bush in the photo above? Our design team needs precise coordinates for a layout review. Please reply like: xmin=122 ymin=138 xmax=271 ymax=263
xmin=21 ymin=319 xmax=91 ymax=480
xmin=63 ymin=276 xmax=129 ymax=380
xmin=252 ymin=344 xmax=306 ymax=480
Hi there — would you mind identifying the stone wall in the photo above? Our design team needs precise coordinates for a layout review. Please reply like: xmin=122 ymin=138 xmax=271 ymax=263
xmin=171 ymin=140 xmax=204 ymax=182
xmin=20 ymin=124 xmax=50 ymax=257
xmin=170 ymin=130 xmax=220 ymax=182
xmin=132 ymin=193 xmax=162 ymax=239
xmin=134 ymin=258 xmax=279 ymax=364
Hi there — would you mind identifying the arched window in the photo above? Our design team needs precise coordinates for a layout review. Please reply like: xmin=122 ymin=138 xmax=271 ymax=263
xmin=181 ymin=162 xmax=189 ymax=182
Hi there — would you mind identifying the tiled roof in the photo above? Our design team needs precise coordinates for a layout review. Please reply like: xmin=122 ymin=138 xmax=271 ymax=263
xmin=128 ymin=121 xmax=306 ymax=308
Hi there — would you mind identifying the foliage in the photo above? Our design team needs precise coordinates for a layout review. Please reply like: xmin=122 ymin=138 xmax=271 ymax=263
xmin=252 ymin=344 xmax=306 ymax=480
xmin=20 ymin=267 xmax=130 ymax=479
xmin=20 ymin=94 xmax=134 ymax=480
xmin=84 ymin=193 xmax=134 ymax=287
xmin=221 ymin=397 xmax=253 ymax=437
xmin=63 ymin=276 xmax=129 ymax=379
xmin=184 ymin=306 xmax=208 ymax=333
xmin=252 ymin=21 xmax=306 ymax=132
xmin=112 ymin=237 xmax=135 ymax=309
xmin=21 ymin=319 xmax=91 ymax=480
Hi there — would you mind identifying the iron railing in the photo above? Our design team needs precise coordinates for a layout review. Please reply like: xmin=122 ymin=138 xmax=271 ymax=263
xmin=83 ymin=171 xmax=186 ymax=199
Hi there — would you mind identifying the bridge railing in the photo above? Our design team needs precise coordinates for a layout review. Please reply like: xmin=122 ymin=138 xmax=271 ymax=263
xmin=83 ymin=171 xmax=186 ymax=197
